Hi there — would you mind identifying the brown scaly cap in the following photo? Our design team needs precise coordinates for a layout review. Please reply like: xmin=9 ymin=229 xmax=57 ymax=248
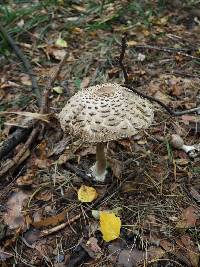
xmin=59 ymin=83 xmax=154 ymax=143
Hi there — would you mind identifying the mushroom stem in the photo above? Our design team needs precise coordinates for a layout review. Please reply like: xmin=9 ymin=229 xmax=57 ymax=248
xmin=91 ymin=143 xmax=107 ymax=182
xmin=96 ymin=143 xmax=107 ymax=175
xmin=182 ymin=144 xmax=195 ymax=153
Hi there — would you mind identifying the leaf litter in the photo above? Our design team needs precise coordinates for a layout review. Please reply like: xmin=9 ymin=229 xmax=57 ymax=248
xmin=1 ymin=1 xmax=200 ymax=266
xmin=3 ymin=190 xmax=31 ymax=230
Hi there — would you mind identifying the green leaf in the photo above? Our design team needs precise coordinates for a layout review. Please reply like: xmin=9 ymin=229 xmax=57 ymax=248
xmin=55 ymin=37 xmax=67 ymax=48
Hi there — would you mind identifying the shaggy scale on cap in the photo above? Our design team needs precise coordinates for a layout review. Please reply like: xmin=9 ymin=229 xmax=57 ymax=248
xmin=59 ymin=83 xmax=154 ymax=143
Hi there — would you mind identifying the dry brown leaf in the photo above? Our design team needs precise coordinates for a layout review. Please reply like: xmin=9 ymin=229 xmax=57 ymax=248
xmin=80 ymin=77 xmax=90 ymax=89
xmin=177 ymin=235 xmax=200 ymax=267
xmin=72 ymin=4 xmax=86 ymax=12
xmin=181 ymin=115 xmax=199 ymax=125
xmin=81 ymin=237 xmax=102 ymax=259
xmin=46 ymin=45 xmax=66 ymax=60
xmin=4 ymin=191 xmax=30 ymax=230
xmin=108 ymin=243 xmax=165 ymax=267
xmin=176 ymin=206 xmax=199 ymax=229
xmin=154 ymin=91 xmax=171 ymax=105
xmin=160 ymin=239 xmax=174 ymax=252
xmin=33 ymin=158 xmax=52 ymax=169
xmin=175 ymin=158 xmax=189 ymax=166
xmin=107 ymin=157 xmax=122 ymax=179
xmin=32 ymin=209 xmax=69 ymax=228
xmin=0 ymin=81 xmax=20 ymax=89
xmin=86 ymin=237 xmax=101 ymax=254
xmin=23 ymin=229 xmax=42 ymax=245
xmin=181 ymin=115 xmax=200 ymax=132
xmin=35 ymin=190 xmax=52 ymax=202
xmin=57 ymin=141 xmax=82 ymax=164
xmin=16 ymin=172 xmax=33 ymax=187
xmin=37 ymin=140 xmax=48 ymax=160
xmin=117 ymin=139 xmax=133 ymax=152
xmin=127 ymin=40 xmax=138 ymax=46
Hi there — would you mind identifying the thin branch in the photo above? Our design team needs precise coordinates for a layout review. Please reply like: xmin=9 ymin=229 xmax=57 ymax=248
xmin=0 ymin=127 xmax=39 ymax=178
xmin=118 ymin=33 xmax=200 ymax=116
xmin=40 ymin=51 xmax=69 ymax=114
xmin=0 ymin=127 xmax=31 ymax=160
xmin=118 ymin=32 xmax=129 ymax=84
xmin=0 ymin=24 xmax=41 ymax=105
xmin=124 ymin=84 xmax=200 ymax=116
xmin=133 ymin=44 xmax=200 ymax=61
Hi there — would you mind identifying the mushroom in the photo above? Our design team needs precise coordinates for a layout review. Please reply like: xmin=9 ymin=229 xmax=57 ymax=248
xmin=170 ymin=134 xmax=195 ymax=153
xmin=170 ymin=134 xmax=200 ymax=158
xmin=59 ymin=83 xmax=154 ymax=182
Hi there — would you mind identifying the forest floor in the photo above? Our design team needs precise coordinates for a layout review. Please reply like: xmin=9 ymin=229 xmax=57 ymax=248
xmin=0 ymin=1 xmax=200 ymax=266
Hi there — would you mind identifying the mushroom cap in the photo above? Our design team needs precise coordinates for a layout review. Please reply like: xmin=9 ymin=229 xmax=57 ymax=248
xmin=59 ymin=83 xmax=154 ymax=143
xmin=170 ymin=134 xmax=184 ymax=149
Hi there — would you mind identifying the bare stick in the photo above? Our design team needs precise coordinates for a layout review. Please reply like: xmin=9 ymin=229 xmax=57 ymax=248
xmin=119 ymin=33 xmax=200 ymax=116
xmin=0 ymin=127 xmax=39 ymax=178
xmin=118 ymin=33 xmax=129 ymax=84
xmin=124 ymin=84 xmax=200 ymax=116
xmin=0 ymin=127 xmax=31 ymax=160
xmin=40 ymin=52 xmax=69 ymax=114
xmin=133 ymin=44 xmax=200 ymax=61
xmin=40 ymin=214 xmax=81 ymax=237
xmin=0 ymin=24 xmax=41 ymax=105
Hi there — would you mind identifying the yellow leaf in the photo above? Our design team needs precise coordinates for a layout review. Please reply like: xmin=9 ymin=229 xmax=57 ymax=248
xmin=55 ymin=38 xmax=68 ymax=48
xmin=78 ymin=185 xmax=98 ymax=203
xmin=100 ymin=211 xmax=121 ymax=242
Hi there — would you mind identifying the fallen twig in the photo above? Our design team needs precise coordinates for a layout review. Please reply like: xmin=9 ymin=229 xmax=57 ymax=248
xmin=119 ymin=34 xmax=200 ymax=116
xmin=118 ymin=32 xmax=129 ymax=84
xmin=40 ymin=213 xmax=81 ymax=237
xmin=169 ymin=70 xmax=200 ymax=79
xmin=40 ymin=51 xmax=69 ymax=114
xmin=125 ymin=84 xmax=200 ymax=116
xmin=133 ymin=44 xmax=200 ymax=61
xmin=0 ymin=127 xmax=39 ymax=178
xmin=0 ymin=127 xmax=31 ymax=160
